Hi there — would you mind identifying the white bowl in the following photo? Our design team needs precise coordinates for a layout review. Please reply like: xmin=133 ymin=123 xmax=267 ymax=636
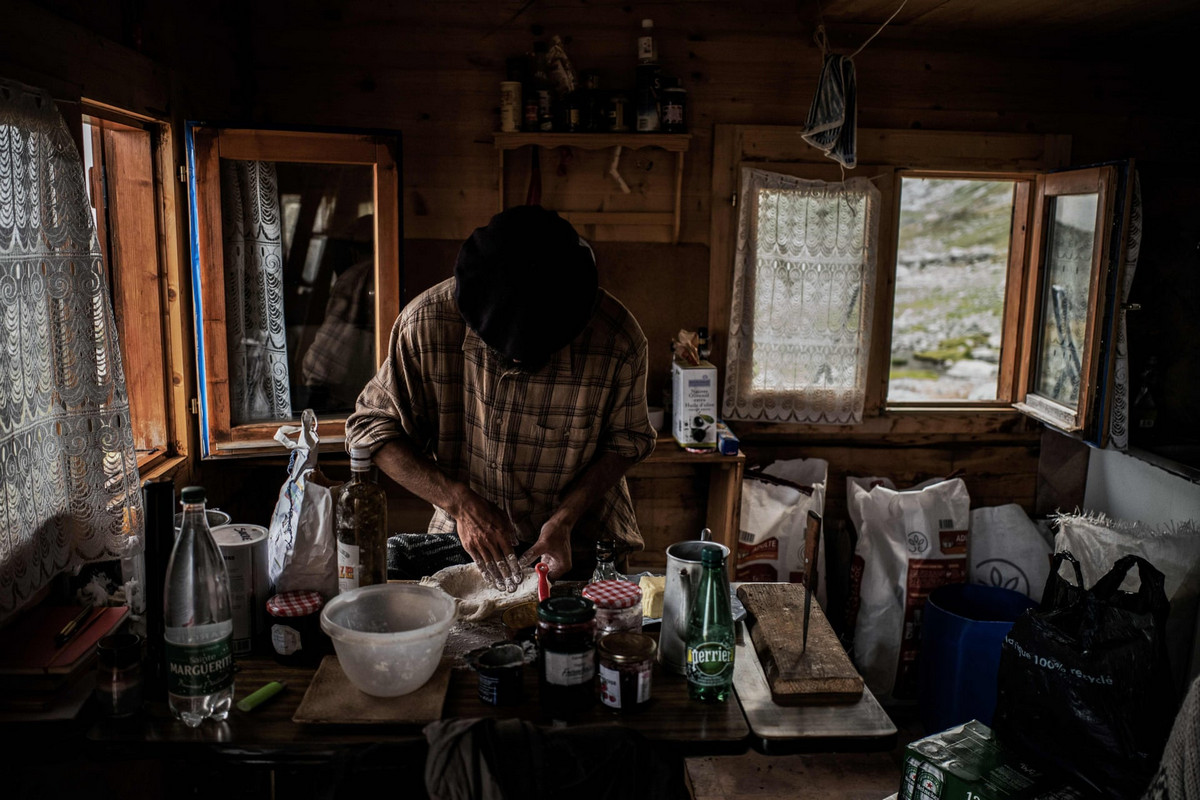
xmin=320 ymin=583 xmax=457 ymax=697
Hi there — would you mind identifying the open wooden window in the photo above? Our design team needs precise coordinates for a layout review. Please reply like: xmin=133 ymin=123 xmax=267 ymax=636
xmin=1015 ymin=164 xmax=1133 ymax=444
xmin=82 ymin=104 xmax=186 ymax=474
xmin=186 ymin=124 xmax=402 ymax=457
xmin=711 ymin=126 xmax=1134 ymax=443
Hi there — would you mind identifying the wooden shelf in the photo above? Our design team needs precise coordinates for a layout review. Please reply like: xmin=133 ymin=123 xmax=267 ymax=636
xmin=494 ymin=132 xmax=691 ymax=243
xmin=494 ymin=132 xmax=692 ymax=152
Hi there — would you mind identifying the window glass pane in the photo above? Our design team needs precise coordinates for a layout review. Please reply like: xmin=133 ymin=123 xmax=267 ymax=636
xmin=888 ymin=177 xmax=1014 ymax=402
xmin=1033 ymin=193 xmax=1099 ymax=408
xmin=219 ymin=159 xmax=376 ymax=424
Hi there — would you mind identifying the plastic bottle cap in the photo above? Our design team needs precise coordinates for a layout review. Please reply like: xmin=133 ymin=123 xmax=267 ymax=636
xmin=180 ymin=486 xmax=205 ymax=504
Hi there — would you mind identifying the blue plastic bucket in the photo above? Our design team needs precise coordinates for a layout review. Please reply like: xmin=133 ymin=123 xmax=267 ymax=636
xmin=918 ymin=583 xmax=1037 ymax=734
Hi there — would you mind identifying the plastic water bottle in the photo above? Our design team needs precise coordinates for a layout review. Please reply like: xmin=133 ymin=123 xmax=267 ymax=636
xmin=164 ymin=485 xmax=234 ymax=727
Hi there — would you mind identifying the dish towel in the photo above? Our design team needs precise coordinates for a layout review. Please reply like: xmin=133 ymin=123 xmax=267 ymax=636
xmin=802 ymin=53 xmax=858 ymax=169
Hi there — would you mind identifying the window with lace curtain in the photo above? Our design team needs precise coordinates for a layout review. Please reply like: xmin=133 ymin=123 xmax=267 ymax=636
xmin=722 ymin=168 xmax=881 ymax=424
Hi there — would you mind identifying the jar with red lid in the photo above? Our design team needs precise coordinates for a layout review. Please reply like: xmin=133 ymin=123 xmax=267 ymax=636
xmin=537 ymin=596 xmax=596 ymax=718
xmin=598 ymin=632 xmax=656 ymax=712
xmin=266 ymin=590 xmax=326 ymax=666
xmin=581 ymin=579 xmax=643 ymax=640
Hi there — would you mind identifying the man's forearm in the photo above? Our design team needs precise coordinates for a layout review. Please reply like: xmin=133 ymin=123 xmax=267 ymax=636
xmin=371 ymin=436 xmax=468 ymax=518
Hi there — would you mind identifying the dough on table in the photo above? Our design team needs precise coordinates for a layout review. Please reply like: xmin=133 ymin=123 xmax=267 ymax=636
xmin=420 ymin=563 xmax=539 ymax=622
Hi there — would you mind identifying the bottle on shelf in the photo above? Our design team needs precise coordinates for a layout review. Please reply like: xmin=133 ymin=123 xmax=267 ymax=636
xmin=637 ymin=18 xmax=657 ymax=64
xmin=336 ymin=446 xmax=389 ymax=592
xmin=531 ymin=40 xmax=554 ymax=132
xmin=697 ymin=326 xmax=711 ymax=362
xmin=164 ymin=485 xmax=235 ymax=727
xmin=591 ymin=539 xmax=619 ymax=583
xmin=684 ymin=545 xmax=735 ymax=702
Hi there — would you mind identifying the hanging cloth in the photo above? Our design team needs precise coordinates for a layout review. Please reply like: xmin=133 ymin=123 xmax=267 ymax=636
xmin=801 ymin=52 xmax=858 ymax=169
xmin=0 ymin=78 xmax=143 ymax=622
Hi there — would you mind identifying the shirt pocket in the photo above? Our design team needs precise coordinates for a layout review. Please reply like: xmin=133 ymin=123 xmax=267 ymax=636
xmin=533 ymin=411 xmax=595 ymax=449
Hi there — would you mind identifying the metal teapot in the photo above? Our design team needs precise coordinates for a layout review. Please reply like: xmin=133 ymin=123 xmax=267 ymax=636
xmin=659 ymin=528 xmax=729 ymax=674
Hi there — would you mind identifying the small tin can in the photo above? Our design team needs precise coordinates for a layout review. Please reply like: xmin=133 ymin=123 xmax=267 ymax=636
xmin=662 ymin=86 xmax=687 ymax=133
xmin=471 ymin=642 xmax=526 ymax=706
xmin=581 ymin=579 xmax=643 ymax=640
xmin=266 ymin=590 xmax=325 ymax=666
xmin=598 ymin=632 xmax=656 ymax=712
xmin=499 ymin=81 xmax=522 ymax=133
xmin=211 ymin=523 xmax=270 ymax=656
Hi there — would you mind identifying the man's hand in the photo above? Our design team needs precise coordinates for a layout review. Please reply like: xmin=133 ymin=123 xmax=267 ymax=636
xmin=518 ymin=517 xmax=574 ymax=580
xmin=452 ymin=490 xmax=523 ymax=591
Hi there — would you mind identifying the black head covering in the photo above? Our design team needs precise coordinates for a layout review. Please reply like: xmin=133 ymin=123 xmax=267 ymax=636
xmin=454 ymin=205 xmax=598 ymax=367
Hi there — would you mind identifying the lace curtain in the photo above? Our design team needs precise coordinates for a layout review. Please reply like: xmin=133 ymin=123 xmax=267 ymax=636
xmin=221 ymin=159 xmax=292 ymax=424
xmin=0 ymin=79 xmax=143 ymax=622
xmin=723 ymin=168 xmax=880 ymax=424
xmin=1107 ymin=171 xmax=1142 ymax=450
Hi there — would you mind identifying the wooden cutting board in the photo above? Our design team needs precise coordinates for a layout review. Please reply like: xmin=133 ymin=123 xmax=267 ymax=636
xmin=293 ymin=655 xmax=452 ymax=724
xmin=737 ymin=583 xmax=864 ymax=706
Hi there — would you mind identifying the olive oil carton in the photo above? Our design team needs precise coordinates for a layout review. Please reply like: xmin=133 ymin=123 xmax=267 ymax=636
xmin=671 ymin=358 xmax=717 ymax=450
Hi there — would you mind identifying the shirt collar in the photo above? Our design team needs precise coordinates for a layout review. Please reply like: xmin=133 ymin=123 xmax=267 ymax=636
xmin=461 ymin=327 xmax=574 ymax=374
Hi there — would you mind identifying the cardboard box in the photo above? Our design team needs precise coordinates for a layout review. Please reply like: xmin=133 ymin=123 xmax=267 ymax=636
xmin=899 ymin=721 xmax=1086 ymax=800
xmin=672 ymin=358 xmax=717 ymax=450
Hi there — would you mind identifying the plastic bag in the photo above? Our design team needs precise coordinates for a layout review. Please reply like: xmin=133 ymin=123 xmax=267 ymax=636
xmin=1055 ymin=512 xmax=1200 ymax=691
xmin=267 ymin=409 xmax=341 ymax=598
xmin=993 ymin=553 xmax=1177 ymax=799
xmin=735 ymin=458 xmax=827 ymax=599
xmin=847 ymin=476 xmax=971 ymax=702
xmin=968 ymin=504 xmax=1053 ymax=598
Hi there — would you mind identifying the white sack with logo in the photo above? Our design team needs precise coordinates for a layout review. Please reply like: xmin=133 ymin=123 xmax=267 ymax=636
xmin=968 ymin=504 xmax=1053 ymax=598
xmin=736 ymin=458 xmax=828 ymax=604
xmin=848 ymin=476 xmax=971 ymax=703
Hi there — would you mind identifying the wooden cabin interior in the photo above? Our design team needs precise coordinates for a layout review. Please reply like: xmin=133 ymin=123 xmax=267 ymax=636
xmin=2 ymin=0 xmax=1200 ymax=796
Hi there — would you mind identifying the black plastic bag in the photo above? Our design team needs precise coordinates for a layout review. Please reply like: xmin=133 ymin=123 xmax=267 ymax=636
xmin=993 ymin=553 xmax=1177 ymax=799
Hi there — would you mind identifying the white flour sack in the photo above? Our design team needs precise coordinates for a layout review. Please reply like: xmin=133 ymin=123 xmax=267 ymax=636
xmin=736 ymin=458 xmax=828 ymax=601
xmin=847 ymin=477 xmax=971 ymax=702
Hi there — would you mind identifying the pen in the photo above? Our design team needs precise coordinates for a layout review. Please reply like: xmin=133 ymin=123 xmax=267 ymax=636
xmin=236 ymin=681 xmax=287 ymax=712
xmin=57 ymin=606 xmax=105 ymax=649
xmin=54 ymin=604 xmax=94 ymax=648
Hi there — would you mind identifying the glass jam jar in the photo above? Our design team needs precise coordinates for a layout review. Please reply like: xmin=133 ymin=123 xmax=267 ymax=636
xmin=537 ymin=596 xmax=596 ymax=718
xmin=598 ymin=632 xmax=656 ymax=712
xmin=266 ymin=590 xmax=325 ymax=666
xmin=581 ymin=579 xmax=643 ymax=640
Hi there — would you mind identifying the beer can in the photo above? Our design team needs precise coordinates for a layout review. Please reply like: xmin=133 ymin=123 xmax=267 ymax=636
xmin=499 ymin=81 xmax=523 ymax=133
xmin=212 ymin=523 xmax=271 ymax=656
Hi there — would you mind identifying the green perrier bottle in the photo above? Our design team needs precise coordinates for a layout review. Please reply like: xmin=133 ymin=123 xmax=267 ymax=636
xmin=685 ymin=545 xmax=735 ymax=701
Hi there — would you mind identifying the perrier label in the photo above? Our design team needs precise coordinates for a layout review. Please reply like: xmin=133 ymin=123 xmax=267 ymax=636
xmin=687 ymin=641 xmax=733 ymax=686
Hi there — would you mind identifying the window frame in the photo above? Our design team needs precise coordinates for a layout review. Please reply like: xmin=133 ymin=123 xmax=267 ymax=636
xmin=80 ymin=100 xmax=190 ymax=478
xmin=186 ymin=124 xmax=402 ymax=458
xmin=709 ymin=125 xmax=1071 ymax=439
xmin=883 ymin=169 xmax=1036 ymax=411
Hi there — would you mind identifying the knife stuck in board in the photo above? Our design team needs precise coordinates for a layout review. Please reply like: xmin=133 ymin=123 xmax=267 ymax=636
xmin=801 ymin=510 xmax=821 ymax=652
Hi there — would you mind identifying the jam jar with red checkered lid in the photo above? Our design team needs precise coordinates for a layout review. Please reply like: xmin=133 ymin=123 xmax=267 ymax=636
xmin=581 ymin=579 xmax=643 ymax=640
xmin=266 ymin=590 xmax=326 ymax=666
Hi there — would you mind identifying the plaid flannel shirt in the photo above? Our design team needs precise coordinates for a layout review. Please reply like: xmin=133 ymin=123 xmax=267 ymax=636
xmin=346 ymin=278 xmax=656 ymax=550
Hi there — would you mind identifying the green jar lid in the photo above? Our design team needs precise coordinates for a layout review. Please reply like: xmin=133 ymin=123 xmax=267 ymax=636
xmin=538 ymin=596 xmax=595 ymax=624
xmin=700 ymin=545 xmax=725 ymax=567
xmin=180 ymin=486 xmax=206 ymax=504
